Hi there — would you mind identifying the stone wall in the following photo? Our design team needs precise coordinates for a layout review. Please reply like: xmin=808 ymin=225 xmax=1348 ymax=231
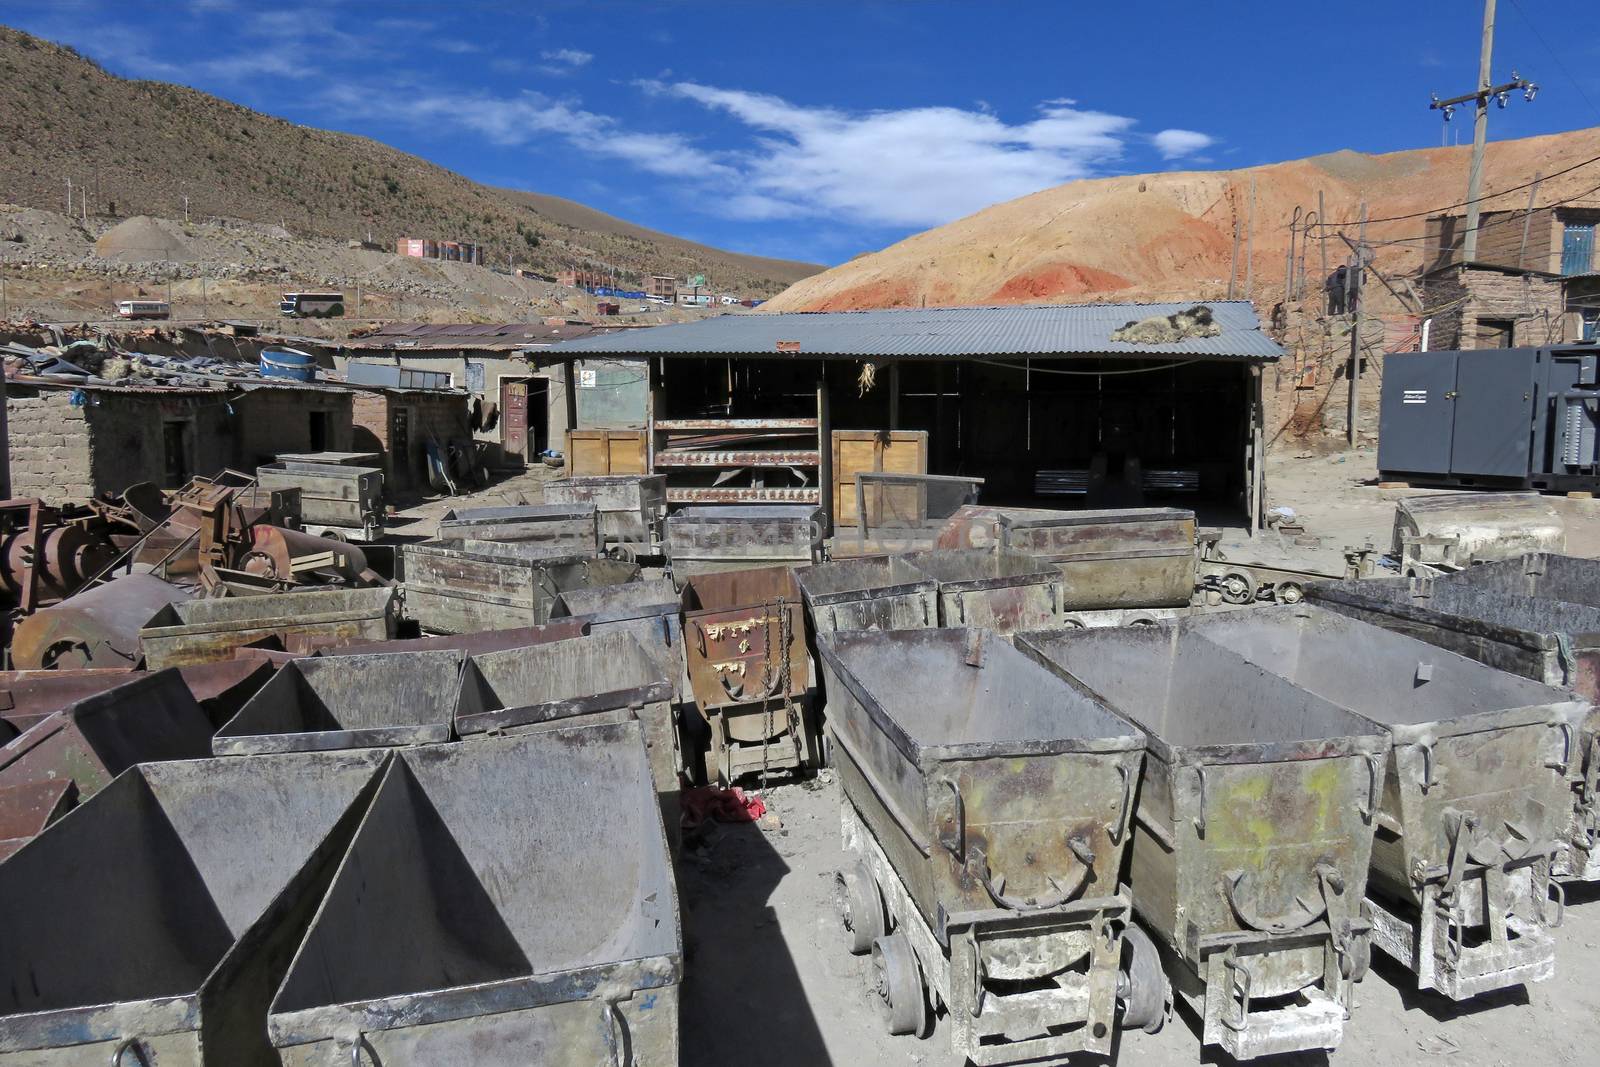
xmin=1420 ymin=267 xmax=1566 ymax=350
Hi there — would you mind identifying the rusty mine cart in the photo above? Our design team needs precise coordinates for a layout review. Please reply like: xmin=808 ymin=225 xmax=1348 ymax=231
xmin=1019 ymin=624 xmax=1387 ymax=1059
xmin=818 ymin=627 xmax=1165 ymax=1065
xmin=1187 ymin=605 xmax=1586 ymax=1000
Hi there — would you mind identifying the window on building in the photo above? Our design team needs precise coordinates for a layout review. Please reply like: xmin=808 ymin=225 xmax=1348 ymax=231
xmin=309 ymin=410 xmax=328 ymax=452
xmin=1582 ymin=308 xmax=1600 ymax=342
xmin=162 ymin=420 xmax=192 ymax=488
xmin=1475 ymin=318 xmax=1515 ymax=348
xmin=1563 ymin=223 xmax=1595 ymax=276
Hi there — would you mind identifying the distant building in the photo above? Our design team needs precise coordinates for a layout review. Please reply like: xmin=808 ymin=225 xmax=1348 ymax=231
xmin=648 ymin=275 xmax=678 ymax=301
xmin=396 ymin=237 xmax=485 ymax=265
xmin=1418 ymin=205 xmax=1600 ymax=348
xmin=557 ymin=268 xmax=610 ymax=291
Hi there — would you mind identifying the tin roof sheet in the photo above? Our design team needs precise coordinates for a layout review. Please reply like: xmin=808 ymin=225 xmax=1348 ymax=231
xmin=541 ymin=301 xmax=1282 ymax=361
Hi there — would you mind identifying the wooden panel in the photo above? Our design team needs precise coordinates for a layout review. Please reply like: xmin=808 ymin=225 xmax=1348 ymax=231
xmin=831 ymin=430 xmax=928 ymax=527
xmin=607 ymin=431 xmax=646 ymax=474
xmin=568 ymin=429 xmax=645 ymax=475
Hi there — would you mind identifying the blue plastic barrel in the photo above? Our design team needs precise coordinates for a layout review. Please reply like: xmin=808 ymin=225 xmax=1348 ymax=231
xmin=259 ymin=348 xmax=317 ymax=382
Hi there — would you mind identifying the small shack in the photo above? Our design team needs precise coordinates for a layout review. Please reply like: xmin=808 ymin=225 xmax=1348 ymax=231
xmin=544 ymin=302 xmax=1283 ymax=529
xmin=348 ymin=387 xmax=472 ymax=493
xmin=338 ymin=322 xmax=635 ymax=468
xmin=4 ymin=379 xmax=354 ymax=503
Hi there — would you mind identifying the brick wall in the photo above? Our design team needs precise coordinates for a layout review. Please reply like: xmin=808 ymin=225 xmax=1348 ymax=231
xmin=349 ymin=391 xmax=468 ymax=490
xmin=233 ymin=389 xmax=354 ymax=467
xmin=86 ymin=391 xmax=234 ymax=492
xmin=6 ymin=390 xmax=94 ymax=503
xmin=1419 ymin=267 xmax=1565 ymax=350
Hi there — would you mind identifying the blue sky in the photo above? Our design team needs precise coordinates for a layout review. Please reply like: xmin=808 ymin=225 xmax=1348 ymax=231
xmin=4 ymin=0 xmax=1599 ymax=265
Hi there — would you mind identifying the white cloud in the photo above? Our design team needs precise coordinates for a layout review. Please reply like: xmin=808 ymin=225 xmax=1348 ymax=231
xmin=541 ymin=48 xmax=593 ymax=66
xmin=321 ymin=86 xmax=734 ymax=183
xmin=1152 ymin=128 xmax=1215 ymax=160
xmin=655 ymin=83 xmax=1135 ymax=227
xmin=538 ymin=48 xmax=593 ymax=75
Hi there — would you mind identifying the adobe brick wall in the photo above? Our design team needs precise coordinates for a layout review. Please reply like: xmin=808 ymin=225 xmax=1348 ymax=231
xmin=6 ymin=389 xmax=94 ymax=503
xmin=233 ymin=389 xmax=354 ymax=467
xmin=1421 ymin=267 xmax=1565 ymax=350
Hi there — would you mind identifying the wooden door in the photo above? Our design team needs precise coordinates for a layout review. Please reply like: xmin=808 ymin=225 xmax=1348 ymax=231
xmin=832 ymin=429 xmax=928 ymax=528
xmin=502 ymin=379 xmax=529 ymax=464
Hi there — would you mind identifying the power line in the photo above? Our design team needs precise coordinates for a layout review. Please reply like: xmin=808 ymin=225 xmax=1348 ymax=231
xmin=1310 ymin=150 xmax=1600 ymax=232
xmin=1507 ymin=0 xmax=1600 ymax=122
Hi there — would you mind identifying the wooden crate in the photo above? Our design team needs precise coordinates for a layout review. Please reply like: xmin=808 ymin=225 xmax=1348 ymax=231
xmin=832 ymin=429 xmax=928 ymax=528
xmin=567 ymin=428 xmax=646 ymax=475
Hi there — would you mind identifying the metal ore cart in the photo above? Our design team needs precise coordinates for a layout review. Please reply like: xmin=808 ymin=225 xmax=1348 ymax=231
xmin=935 ymin=505 xmax=1197 ymax=609
xmin=265 ymin=723 xmax=680 ymax=1065
xmin=794 ymin=555 xmax=938 ymax=634
xmin=401 ymin=538 xmax=636 ymax=635
xmin=817 ymin=627 xmax=1161 ymax=1065
xmin=140 ymin=587 xmax=398 ymax=668
xmin=1017 ymin=625 xmax=1387 ymax=1059
xmin=902 ymin=548 xmax=1063 ymax=635
xmin=455 ymin=631 xmax=680 ymax=849
xmin=1186 ymin=605 xmax=1587 ymax=999
xmin=544 ymin=474 xmax=668 ymax=559
xmin=550 ymin=578 xmax=692 ymax=706
xmin=0 ymin=749 xmax=387 ymax=1065
xmin=213 ymin=650 xmax=464 ymax=755
xmin=256 ymin=461 xmax=384 ymax=541
xmin=437 ymin=503 xmax=601 ymax=556
xmin=680 ymin=565 xmax=814 ymax=785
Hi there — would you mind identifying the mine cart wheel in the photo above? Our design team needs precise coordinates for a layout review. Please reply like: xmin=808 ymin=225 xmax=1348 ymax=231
xmin=609 ymin=543 xmax=637 ymax=564
xmin=1218 ymin=570 xmax=1256 ymax=605
xmin=1276 ymin=581 xmax=1305 ymax=605
xmin=322 ymin=527 xmax=349 ymax=543
xmin=1118 ymin=923 xmax=1167 ymax=1034
xmin=872 ymin=932 xmax=927 ymax=1036
xmin=835 ymin=859 xmax=886 ymax=954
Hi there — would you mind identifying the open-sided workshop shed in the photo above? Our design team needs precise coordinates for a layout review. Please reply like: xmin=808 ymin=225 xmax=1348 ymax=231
xmin=544 ymin=302 xmax=1283 ymax=529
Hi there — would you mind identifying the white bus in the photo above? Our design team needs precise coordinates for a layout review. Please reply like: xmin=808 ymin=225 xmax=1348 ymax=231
xmin=114 ymin=299 xmax=171 ymax=320
xmin=279 ymin=292 xmax=346 ymax=318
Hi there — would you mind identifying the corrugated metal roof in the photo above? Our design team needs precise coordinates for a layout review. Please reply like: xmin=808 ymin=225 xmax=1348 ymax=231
xmin=342 ymin=322 xmax=637 ymax=352
xmin=542 ymin=302 xmax=1283 ymax=361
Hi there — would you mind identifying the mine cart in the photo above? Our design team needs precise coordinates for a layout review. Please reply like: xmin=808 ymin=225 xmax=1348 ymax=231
xmin=213 ymin=650 xmax=463 ymax=756
xmin=0 ymin=670 xmax=213 ymax=818
xmin=550 ymin=578 xmax=691 ymax=705
xmin=10 ymin=571 xmax=192 ymax=670
xmin=437 ymin=503 xmax=601 ymax=556
xmin=1390 ymin=492 xmax=1564 ymax=576
xmin=681 ymin=565 xmax=814 ymax=785
xmin=1324 ymin=553 xmax=1600 ymax=881
xmin=935 ymin=505 xmax=1197 ymax=609
xmin=666 ymin=505 xmax=821 ymax=580
xmin=327 ymin=619 xmax=589 ymax=655
xmin=816 ymin=628 xmax=1161 ymax=1064
xmin=903 ymin=547 xmax=1063 ymax=635
xmin=544 ymin=473 xmax=669 ymax=558
xmin=401 ymin=538 xmax=637 ymax=634
xmin=266 ymin=723 xmax=681 ymax=1065
xmin=140 ymin=587 xmax=397 ymax=669
xmin=456 ymin=631 xmax=680 ymax=848
xmin=794 ymin=555 xmax=938 ymax=634
xmin=1182 ymin=605 xmax=1586 ymax=1000
xmin=0 ymin=749 xmax=387 ymax=1065
xmin=256 ymin=460 xmax=384 ymax=541
xmin=1017 ymin=625 xmax=1387 ymax=1059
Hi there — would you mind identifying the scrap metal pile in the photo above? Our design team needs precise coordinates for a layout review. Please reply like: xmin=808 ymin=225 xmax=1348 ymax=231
xmin=1 ymin=484 xmax=1598 ymax=1065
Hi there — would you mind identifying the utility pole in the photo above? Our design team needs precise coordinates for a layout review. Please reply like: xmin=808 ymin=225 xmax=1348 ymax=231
xmin=1244 ymin=174 xmax=1256 ymax=299
xmin=1347 ymin=201 xmax=1368 ymax=447
xmin=1429 ymin=0 xmax=1536 ymax=263
xmin=65 ymin=177 xmax=72 ymax=216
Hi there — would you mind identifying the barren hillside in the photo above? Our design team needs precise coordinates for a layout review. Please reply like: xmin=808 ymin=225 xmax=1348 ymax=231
xmin=0 ymin=26 xmax=819 ymax=295
xmin=765 ymin=128 xmax=1600 ymax=311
